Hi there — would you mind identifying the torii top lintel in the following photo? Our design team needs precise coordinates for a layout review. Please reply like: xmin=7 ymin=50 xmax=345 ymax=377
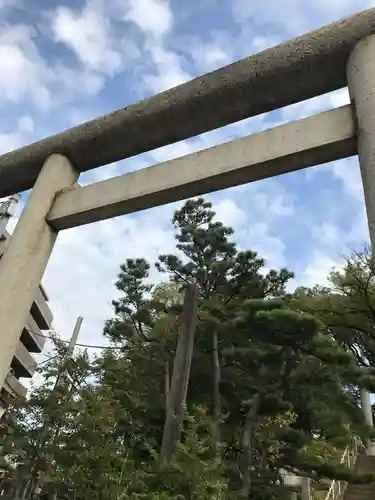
xmin=1 ymin=7 xmax=375 ymax=198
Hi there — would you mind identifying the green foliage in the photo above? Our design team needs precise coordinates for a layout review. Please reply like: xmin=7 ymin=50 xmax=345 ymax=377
xmin=293 ymin=248 xmax=375 ymax=368
xmin=4 ymin=200 xmax=375 ymax=500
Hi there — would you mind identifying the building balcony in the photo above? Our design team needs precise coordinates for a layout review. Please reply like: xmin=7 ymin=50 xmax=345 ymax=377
xmin=0 ymin=230 xmax=51 ymax=414
xmin=21 ymin=313 xmax=46 ymax=353
xmin=11 ymin=343 xmax=37 ymax=379
xmin=31 ymin=286 xmax=53 ymax=330
xmin=2 ymin=373 xmax=27 ymax=400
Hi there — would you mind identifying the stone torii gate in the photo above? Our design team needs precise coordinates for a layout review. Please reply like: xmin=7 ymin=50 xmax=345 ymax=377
xmin=0 ymin=9 xmax=375 ymax=417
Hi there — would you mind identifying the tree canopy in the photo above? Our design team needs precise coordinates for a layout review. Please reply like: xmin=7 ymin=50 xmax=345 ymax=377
xmin=1 ymin=198 xmax=374 ymax=500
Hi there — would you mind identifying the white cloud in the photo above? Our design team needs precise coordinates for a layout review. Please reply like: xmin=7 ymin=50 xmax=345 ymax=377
xmin=0 ymin=132 xmax=22 ymax=154
xmin=51 ymin=1 xmax=123 ymax=74
xmin=0 ymin=115 xmax=35 ymax=154
xmin=231 ymin=0 xmax=372 ymax=35
xmin=150 ymin=138 xmax=200 ymax=163
xmin=225 ymin=184 xmax=292 ymax=269
xmin=18 ymin=116 xmax=34 ymax=134
xmin=331 ymin=158 xmax=364 ymax=202
xmin=298 ymin=252 xmax=342 ymax=288
xmin=0 ymin=0 xmax=22 ymax=10
xmin=44 ymin=209 xmax=177 ymax=343
xmin=52 ymin=62 xmax=109 ymax=99
xmin=215 ymin=198 xmax=247 ymax=227
xmin=2 ymin=0 xmax=374 ymax=357
xmin=184 ymin=32 xmax=232 ymax=72
xmin=241 ymin=221 xmax=287 ymax=269
xmin=311 ymin=209 xmax=369 ymax=253
xmin=0 ymin=24 xmax=52 ymax=108
xmin=0 ymin=12 xmax=130 ymax=111
xmin=268 ymin=192 xmax=294 ymax=217
xmin=48 ymin=0 xmax=177 ymax=97
xmin=143 ymin=44 xmax=191 ymax=93
xmin=198 ymin=44 xmax=228 ymax=69
xmin=312 ymin=222 xmax=343 ymax=247
xmin=116 ymin=0 xmax=173 ymax=39
xmin=238 ymin=182 xmax=295 ymax=220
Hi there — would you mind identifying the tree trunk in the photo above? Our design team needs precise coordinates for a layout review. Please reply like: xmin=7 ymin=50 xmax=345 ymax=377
xmin=241 ymin=397 xmax=260 ymax=499
xmin=212 ymin=329 xmax=221 ymax=462
xmin=165 ymin=360 xmax=170 ymax=408
xmin=160 ymin=285 xmax=198 ymax=461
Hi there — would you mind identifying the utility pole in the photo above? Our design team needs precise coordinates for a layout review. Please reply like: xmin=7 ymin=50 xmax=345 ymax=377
xmin=29 ymin=316 xmax=84 ymax=500
xmin=53 ymin=316 xmax=83 ymax=391
xmin=46 ymin=313 xmax=83 ymax=406
xmin=68 ymin=316 xmax=83 ymax=353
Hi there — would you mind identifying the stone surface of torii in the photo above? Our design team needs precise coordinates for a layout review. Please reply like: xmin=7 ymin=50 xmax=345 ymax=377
xmin=0 ymin=8 xmax=375 ymax=198
xmin=0 ymin=8 xmax=375 ymax=458
xmin=47 ymin=105 xmax=356 ymax=230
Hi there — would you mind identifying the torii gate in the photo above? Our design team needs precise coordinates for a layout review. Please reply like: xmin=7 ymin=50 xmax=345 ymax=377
xmin=0 ymin=9 xmax=375 ymax=400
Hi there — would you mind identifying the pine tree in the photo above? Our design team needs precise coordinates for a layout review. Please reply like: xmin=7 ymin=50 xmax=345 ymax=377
xmin=99 ymin=198 xmax=375 ymax=499
xmin=7 ymin=199 xmax=375 ymax=500
xmin=0 ymin=334 xmax=92 ymax=499
xmin=156 ymin=198 xmax=293 ymax=465
xmin=293 ymin=248 xmax=375 ymax=368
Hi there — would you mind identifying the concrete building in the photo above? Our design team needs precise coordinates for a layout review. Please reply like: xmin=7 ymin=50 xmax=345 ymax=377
xmin=0 ymin=230 xmax=52 ymax=417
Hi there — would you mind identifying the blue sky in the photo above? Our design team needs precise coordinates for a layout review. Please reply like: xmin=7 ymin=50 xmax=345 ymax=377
xmin=0 ymin=0 xmax=373 ymax=346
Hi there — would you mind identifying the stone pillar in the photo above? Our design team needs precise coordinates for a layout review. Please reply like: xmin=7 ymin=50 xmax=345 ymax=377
xmin=361 ymin=389 xmax=374 ymax=428
xmin=360 ymin=388 xmax=375 ymax=455
xmin=0 ymin=154 xmax=78 ymax=391
xmin=347 ymin=34 xmax=375 ymax=253
xmin=348 ymin=38 xmax=375 ymax=455
xmin=300 ymin=477 xmax=311 ymax=500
